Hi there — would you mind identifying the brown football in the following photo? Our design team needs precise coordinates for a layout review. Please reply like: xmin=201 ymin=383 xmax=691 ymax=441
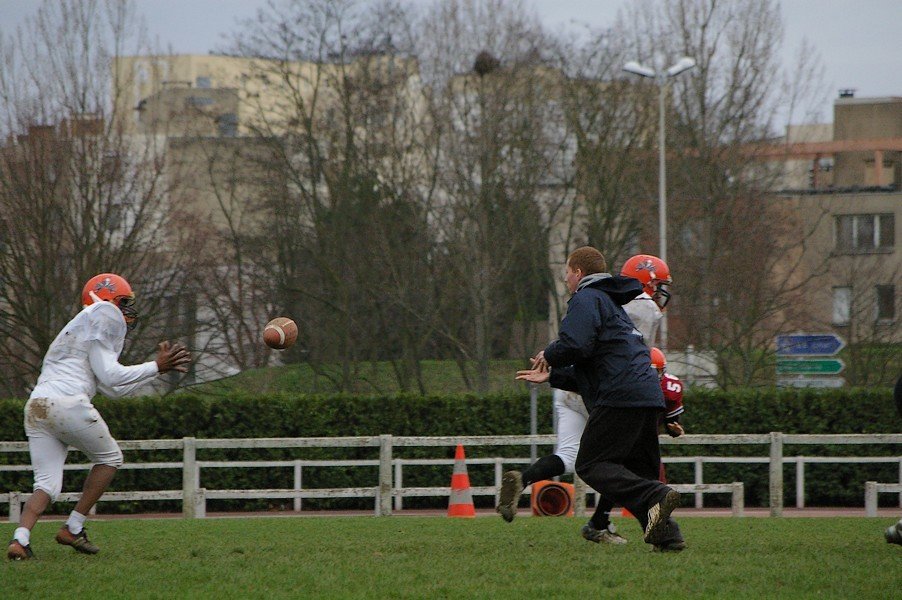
xmin=263 ymin=317 xmax=298 ymax=350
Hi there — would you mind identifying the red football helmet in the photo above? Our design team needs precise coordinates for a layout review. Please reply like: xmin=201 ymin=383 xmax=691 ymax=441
xmin=650 ymin=347 xmax=666 ymax=377
xmin=82 ymin=273 xmax=137 ymax=328
xmin=621 ymin=254 xmax=672 ymax=309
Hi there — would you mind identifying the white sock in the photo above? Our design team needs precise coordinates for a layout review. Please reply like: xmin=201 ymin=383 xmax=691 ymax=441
xmin=66 ymin=510 xmax=87 ymax=535
xmin=14 ymin=527 xmax=30 ymax=546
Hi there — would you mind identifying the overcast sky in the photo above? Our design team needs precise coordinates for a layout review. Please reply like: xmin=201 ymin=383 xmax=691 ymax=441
xmin=1 ymin=0 xmax=899 ymax=122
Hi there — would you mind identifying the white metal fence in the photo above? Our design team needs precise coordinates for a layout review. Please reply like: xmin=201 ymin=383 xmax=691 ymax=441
xmin=1 ymin=433 xmax=900 ymax=520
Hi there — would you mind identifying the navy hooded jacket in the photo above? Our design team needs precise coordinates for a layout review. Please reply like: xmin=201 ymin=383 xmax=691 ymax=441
xmin=545 ymin=273 xmax=664 ymax=412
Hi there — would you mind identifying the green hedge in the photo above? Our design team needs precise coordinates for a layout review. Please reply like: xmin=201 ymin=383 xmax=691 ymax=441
xmin=0 ymin=388 xmax=898 ymax=513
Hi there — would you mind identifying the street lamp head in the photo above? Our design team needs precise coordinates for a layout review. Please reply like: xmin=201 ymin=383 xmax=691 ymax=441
xmin=666 ymin=57 xmax=696 ymax=77
xmin=623 ymin=61 xmax=656 ymax=78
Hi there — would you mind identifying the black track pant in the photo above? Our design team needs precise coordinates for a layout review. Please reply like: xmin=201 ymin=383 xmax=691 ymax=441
xmin=575 ymin=405 xmax=679 ymax=538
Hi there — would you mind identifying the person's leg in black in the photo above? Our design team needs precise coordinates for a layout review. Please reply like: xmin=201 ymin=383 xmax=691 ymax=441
xmin=522 ymin=454 xmax=566 ymax=487
xmin=588 ymin=497 xmax=616 ymax=530
xmin=621 ymin=411 xmax=684 ymax=550
xmin=575 ymin=406 xmax=674 ymax=540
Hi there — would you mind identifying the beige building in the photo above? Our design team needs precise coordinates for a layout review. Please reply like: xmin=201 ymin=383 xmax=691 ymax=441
xmin=114 ymin=54 xmax=425 ymax=138
xmin=114 ymin=55 xmax=292 ymax=136
xmin=782 ymin=95 xmax=901 ymax=344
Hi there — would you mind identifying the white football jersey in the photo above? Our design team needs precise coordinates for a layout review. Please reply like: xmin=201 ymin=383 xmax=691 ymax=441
xmin=623 ymin=292 xmax=662 ymax=347
xmin=30 ymin=301 xmax=158 ymax=400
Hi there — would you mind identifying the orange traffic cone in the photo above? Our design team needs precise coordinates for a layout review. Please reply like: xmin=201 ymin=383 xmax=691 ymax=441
xmin=447 ymin=444 xmax=476 ymax=518
xmin=531 ymin=480 xmax=575 ymax=517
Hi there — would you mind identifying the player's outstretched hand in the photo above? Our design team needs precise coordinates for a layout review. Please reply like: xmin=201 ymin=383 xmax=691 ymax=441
xmin=156 ymin=341 xmax=192 ymax=373
xmin=516 ymin=367 xmax=550 ymax=384
xmin=530 ymin=351 xmax=549 ymax=372
xmin=666 ymin=422 xmax=684 ymax=437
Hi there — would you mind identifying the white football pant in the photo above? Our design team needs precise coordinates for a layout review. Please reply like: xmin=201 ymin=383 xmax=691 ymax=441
xmin=24 ymin=396 xmax=123 ymax=501
xmin=553 ymin=389 xmax=588 ymax=474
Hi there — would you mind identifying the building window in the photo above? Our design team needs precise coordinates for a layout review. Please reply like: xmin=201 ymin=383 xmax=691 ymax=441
xmin=186 ymin=96 xmax=214 ymax=107
xmin=834 ymin=213 xmax=895 ymax=253
xmin=217 ymin=113 xmax=238 ymax=137
xmin=195 ymin=76 xmax=211 ymax=89
xmin=876 ymin=285 xmax=895 ymax=321
xmin=832 ymin=286 xmax=851 ymax=326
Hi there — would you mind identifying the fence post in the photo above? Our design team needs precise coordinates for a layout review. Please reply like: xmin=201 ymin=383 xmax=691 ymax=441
xmin=731 ymin=482 xmax=744 ymax=517
xmin=294 ymin=461 xmax=302 ymax=512
xmin=8 ymin=492 xmax=21 ymax=523
xmin=898 ymin=458 xmax=902 ymax=508
xmin=394 ymin=460 xmax=403 ymax=512
xmin=769 ymin=432 xmax=783 ymax=517
xmin=378 ymin=434 xmax=393 ymax=517
xmin=573 ymin=475 xmax=587 ymax=517
xmin=529 ymin=384 xmax=538 ymax=463
xmin=864 ymin=481 xmax=878 ymax=517
xmin=494 ymin=458 xmax=503 ymax=506
xmin=694 ymin=457 xmax=704 ymax=508
xmin=182 ymin=437 xmax=197 ymax=518
xmin=194 ymin=488 xmax=207 ymax=518
xmin=796 ymin=457 xmax=805 ymax=509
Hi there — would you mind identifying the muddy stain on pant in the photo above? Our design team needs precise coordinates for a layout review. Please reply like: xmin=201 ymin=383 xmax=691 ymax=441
xmin=25 ymin=397 xmax=50 ymax=429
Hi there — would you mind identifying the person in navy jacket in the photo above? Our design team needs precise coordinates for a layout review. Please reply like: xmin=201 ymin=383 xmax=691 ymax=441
xmin=515 ymin=246 xmax=683 ymax=549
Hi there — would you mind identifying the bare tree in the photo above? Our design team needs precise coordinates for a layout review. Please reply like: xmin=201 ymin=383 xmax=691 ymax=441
xmin=549 ymin=28 xmax=661 ymax=278
xmin=415 ymin=0 xmax=576 ymax=391
xmin=219 ymin=0 xmax=451 ymax=392
xmin=614 ymin=0 xmax=829 ymax=387
xmin=0 ymin=0 xmax=193 ymax=396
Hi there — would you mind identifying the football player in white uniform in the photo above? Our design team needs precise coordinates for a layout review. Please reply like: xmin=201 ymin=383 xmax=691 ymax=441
xmin=7 ymin=273 xmax=190 ymax=561
xmin=498 ymin=254 xmax=677 ymax=547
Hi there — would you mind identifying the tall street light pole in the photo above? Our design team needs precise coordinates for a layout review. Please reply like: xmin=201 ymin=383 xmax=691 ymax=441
xmin=622 ymin=56 xmax=695 ymax=350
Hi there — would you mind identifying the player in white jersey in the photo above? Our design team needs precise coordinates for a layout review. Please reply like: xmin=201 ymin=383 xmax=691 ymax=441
xmin=498 ymin=254 xmax=674 ymax=546
xmin=7 ymin=273 xmax=190 ymax=561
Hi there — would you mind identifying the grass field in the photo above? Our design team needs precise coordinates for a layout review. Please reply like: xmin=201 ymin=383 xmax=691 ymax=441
xmin=4 ymin=516 xmax=900 ymax=598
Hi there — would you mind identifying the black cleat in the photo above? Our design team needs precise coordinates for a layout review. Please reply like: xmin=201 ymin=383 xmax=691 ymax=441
xmin=653 ymin=540 xmax=687 ymax=552
xmin=644 ymin=489 xmax=681 ymax=545
xmin=581 ymin=522 xmax=628 ymax=545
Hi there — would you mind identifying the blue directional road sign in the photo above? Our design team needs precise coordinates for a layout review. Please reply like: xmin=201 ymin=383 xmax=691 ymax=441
xmin=775 ymin=333 xmax=846 ymax=357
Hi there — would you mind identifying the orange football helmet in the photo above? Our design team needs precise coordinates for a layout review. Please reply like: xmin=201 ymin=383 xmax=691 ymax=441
xmin=621 ymin=254 xmax=672 ymax=309
xmin=650 ymin=347 xmax=666 ymax=377
xmin=82 ymin=273 xmax=137 ymax=328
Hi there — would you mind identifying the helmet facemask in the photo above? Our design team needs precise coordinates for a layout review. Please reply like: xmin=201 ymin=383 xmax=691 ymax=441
xmin=116 ymin=294 xmax=138 ymax=331
xmin=652 ymin=283 xmax=671 ymax=310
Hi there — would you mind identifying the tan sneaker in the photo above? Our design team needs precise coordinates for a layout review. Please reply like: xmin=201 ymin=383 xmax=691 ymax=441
xmin=581 ymin=523 xmax=628 ymax=545
xmin=56 ymin=527 xmax=100 ymax=555
xmin=495 ymin=471 xmax=523 ymax=523
xmin=7 ymin=539 xmax=34 ymax=561
xmin=644 ymin=489 xmax=681 ymax=544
